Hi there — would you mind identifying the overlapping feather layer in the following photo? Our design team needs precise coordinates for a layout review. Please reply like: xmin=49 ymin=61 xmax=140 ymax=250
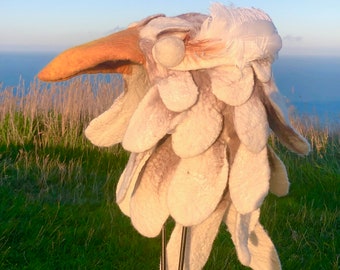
xmin=85 ymin=4 xmax=310 ymax=270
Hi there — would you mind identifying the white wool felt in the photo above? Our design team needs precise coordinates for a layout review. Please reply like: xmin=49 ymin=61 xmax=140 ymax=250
xmin=171 ymin=4 xmax=281 ymax=71
xmin=224 ymin=199 xmax=260 ymax=267
xmin=153 ymin=37 xmax=186 ymax=68
xmin=234 ymin=93 xmax=269 ymax=153
xmin=130 ymin=138 xmax=180 ymax=237
xmin=267 ymin=146 xmax=290 ymax=197
xmin=229 ymin=143 xmax=270 ymax=214
xmin=167 ymin=141 xmax=229 ymax=226
xmin=262 ymin=80 xmax=289 ymax=123
xmin=263 ymin=80 xmax=310 ymax=155
xmin=251 ymin=60 xmax=272 ymax=83
xmin=158 ymin=71 xmax=198 ymax=112
xmin=204 ymin=4 xmax=282 ymax=65
xmin=224 ymin=201 xmax=281 ymax=269
xmin=165 ymin=197 xmax=229 ymax=270
xmin=85 ymin=91 xmax=137 ymax=147
xmin=116 ymin=150 xmax=153 ymax=203
xmin=235 ymin=214 xmax=251 ymax=265
xmin=128 ymin=14 xmax=164 ymax=28
xmin=122 ymin=84 xmax=181 ymax=152
xmin=171 ymin=90 xmax=223 ymax=158
xmin=85 ymin=67 xmax=149 ymax=147
xmin=210 ymin=66 xmax=254 ymax=106
xmin=116 ymin=150 xmax=153 ymax=217
xmin=139 ymin=16 xmax=192 ymax=40
xmin=248 ymin=223 xmax=282 ymax=270
xmin=204 ymin=4 xmax=274 ymax=40
xmin=234 ymin=210 xmax=260 ymax=266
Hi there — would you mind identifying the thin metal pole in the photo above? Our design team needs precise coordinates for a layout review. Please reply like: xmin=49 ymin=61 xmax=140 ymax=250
xmin=178 ymin=226 xmax=188 ymax=270
xmin=161 ymin=225 xmax=167 ymax=270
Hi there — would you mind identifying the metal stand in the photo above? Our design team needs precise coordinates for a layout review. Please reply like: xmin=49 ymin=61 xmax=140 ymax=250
xmin=161 ymin=225 xmax=167 ymax=270
xmin=161 ymin=225 xmax=189 ymax=270
xmin=178 ymin=226 xmax=188 ymax=270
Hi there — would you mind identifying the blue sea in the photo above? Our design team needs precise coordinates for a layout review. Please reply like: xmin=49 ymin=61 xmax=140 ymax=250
xmin=0 ymin=52 xmax=339 ymax=126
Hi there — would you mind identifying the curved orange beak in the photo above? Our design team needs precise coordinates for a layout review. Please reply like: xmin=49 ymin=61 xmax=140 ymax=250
xmin=38 ymin=26 xmax=145 ymax=82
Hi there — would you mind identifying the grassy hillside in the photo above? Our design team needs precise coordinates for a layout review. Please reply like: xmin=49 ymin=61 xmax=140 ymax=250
xmin=0 ymin=77 xmax=339 ymax=269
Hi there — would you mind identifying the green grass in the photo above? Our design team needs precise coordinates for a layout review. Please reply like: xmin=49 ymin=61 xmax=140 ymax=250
xmin=0 ymin=78 xmax=339 ymax=269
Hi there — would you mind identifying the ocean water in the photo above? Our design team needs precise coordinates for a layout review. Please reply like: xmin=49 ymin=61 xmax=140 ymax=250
xmin=0 ymin=52 xmax=56 ymax=87
xmin=272 ymin=55 xmax=340 ymax=126
xmin=0 ymin=52 xmax=339 ymax=125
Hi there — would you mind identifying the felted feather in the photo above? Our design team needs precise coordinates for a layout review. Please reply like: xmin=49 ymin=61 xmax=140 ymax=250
xmin=261 ymin=80 xmax=310 ymax=155
xmin=122 ymin=83 xmax=182 ymax=152
xmin=139 ymin=16 xmax=193 ymax=40
xmin=201 ymin=4 xmax=274 ymax=40
xmin=130 ymin=137 xmax=180 ymax=237
xmin=210 ymin=65 xmax=254 ymax=106
xmin=167 ymin=140 xmax=229 ymax=226
xmin=224 ymin=201 xmax=281 ymax=269
xmin=251 ymin=59 xmax=272 ymax=83
xmin=267 ymin=146 xmax=290 ymax=197
xmin=85 ymin=66 xmax=149 ymax=147
xmin=116 ymin=150 xmax=153 ymax=216
xmin=116 ymin=150 xmax=152 ymax=203
xmin=166 ymin=196 xmax=230 ymax=270
xmin=234 ymin=210 xmax=260 ymax=266
xmin=235 ymin=214 xmax=251 ymax=265
xmin=234 ymin=93 xmax=269 ymax=153
xmin=229 ymin=143 xmax=270 ymax=214
xmin=248 ymin=223 xmax=282 ymax=270
xmin=170 ymin=4 xmax=282 ymax=71
xmin=203 ymin=4 xmax=282 ymax=65
xmin=157 ymin=71 xmax=198 ymax=112
xmin=223 ymin=196 xmax=259 ymax=267
xmin=220 ymin=105 xmax=241 ymax=166
xmin=128 ymin=14 xmax=165 ymax=28
xmin=85 ymin=92 xmax=129 ymax=147
xmin=171 ymin=74 xmax=223 ymax=158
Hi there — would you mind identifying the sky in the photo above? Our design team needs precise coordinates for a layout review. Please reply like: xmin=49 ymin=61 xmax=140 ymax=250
xmin=1 ymin=0 xmax=340 ymax=56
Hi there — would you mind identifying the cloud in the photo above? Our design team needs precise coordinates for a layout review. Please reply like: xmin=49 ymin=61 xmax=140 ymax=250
xmin=283 ymin=35 xmax=303 ymax=42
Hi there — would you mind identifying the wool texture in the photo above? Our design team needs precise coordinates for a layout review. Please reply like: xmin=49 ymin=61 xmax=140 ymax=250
xmin=38 ymin=3 xmax=310 ymax=269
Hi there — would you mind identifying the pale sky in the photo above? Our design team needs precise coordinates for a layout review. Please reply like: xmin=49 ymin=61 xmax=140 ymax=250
xmin=1 ymin=0 xmax=340 ymax=56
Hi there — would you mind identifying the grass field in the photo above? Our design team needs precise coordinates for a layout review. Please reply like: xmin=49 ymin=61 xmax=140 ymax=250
xmin=0 ymin=77 xmax=339 ymax=269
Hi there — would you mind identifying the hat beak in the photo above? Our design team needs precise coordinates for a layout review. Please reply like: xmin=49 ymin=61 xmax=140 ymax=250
xmin=38 ymin=26 xmax=145 ymax=82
